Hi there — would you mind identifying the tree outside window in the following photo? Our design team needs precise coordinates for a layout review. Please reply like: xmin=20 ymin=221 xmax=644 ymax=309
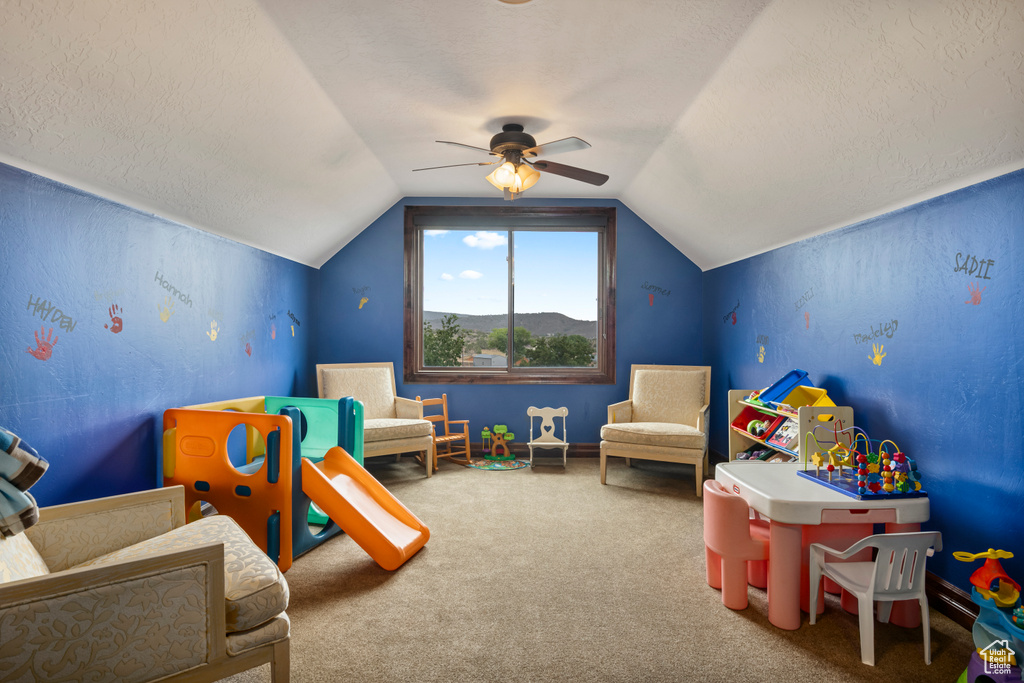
xmin=404 ymin=206 xmax=615 ymax=384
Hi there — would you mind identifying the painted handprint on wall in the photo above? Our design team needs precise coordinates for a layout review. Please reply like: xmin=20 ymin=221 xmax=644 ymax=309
xmin=245 ymin=342 xmax=252 ymax=357
xmin=206 ymin=321 xmax=219 ymax=341
xmin=359 ymin=296 xmax=369 ymax=310
xmin=965 ymin=282 xmax=985 ymax=305
xmin=104 ymin=304 xmax=123 ymax=333
xmin=158 ymin=297 xmax=176 ymax=322
xmin=757 ymin=345 xmax=765 ymax=363
xmin=271 ymin=324 xmax=276 ymax=340
xmin=870 ymin=343 xmax=886 ymax=366
xmin=27 ymin=326 xmax=58 ymax=361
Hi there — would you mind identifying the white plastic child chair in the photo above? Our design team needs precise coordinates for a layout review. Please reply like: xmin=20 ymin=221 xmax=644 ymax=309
xmin=809 ymin=531 xmax=942 ymax=666
xmin=527 ymin=406 xmax=568 ymax=467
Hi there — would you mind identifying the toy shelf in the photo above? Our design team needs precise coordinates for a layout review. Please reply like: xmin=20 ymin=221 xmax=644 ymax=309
xmin=727 ymin=389 xmax=853 ymax=465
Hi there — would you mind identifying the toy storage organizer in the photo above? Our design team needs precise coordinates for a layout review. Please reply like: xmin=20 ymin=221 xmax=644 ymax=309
xmin=728 ymin=370 xmax=840 ymax=463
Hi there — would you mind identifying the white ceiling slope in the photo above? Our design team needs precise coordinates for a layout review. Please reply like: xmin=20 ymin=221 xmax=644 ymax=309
xmin=1 ymin=1 xmax=1022 ymax=269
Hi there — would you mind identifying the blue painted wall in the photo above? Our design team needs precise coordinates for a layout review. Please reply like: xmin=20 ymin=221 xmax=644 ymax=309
xmin=0 ymin=163 xmax=318 ymax=506
xmin=7 ymin=153 xmax=1017 ymax=592
xmin=702 ymin=169 xmax=1024 ymax=588
xmin=317 ymin=197 xmax=704 ymax=445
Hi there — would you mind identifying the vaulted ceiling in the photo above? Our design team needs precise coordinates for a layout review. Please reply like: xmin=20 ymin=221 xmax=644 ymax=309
xmin=2 ymin=0 xmax=1022 ymax=269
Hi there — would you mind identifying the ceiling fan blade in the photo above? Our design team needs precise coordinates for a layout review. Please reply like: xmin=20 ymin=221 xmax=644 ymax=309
xmin=531 ymin=160 xmax=608 ymax=186
xmin=436 ymin=140 xmax=498 ymax=155
xmin=412 ymin=161 xmax=498 ymax=172
xmin=521 ymin=136 xmax=591 ymax=158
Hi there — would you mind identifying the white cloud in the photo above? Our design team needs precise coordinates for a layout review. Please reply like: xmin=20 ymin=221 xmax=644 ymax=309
xmin=459 ymin=270 xmax=483 ymax=279
xmin=440 ymin=273 xmax=454 ymax=280
xmin=462 ymin=231 xmax=507 ymax=249
xmin=425 ymin=230 xmax=449 ymax=237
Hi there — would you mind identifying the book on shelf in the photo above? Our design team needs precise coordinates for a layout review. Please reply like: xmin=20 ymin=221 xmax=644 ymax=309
xmin=765 ymin=417 xmax=799 ymax=451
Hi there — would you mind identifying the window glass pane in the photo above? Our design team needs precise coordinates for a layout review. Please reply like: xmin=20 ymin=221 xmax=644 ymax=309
xmin=513 ymin=231 xmax=598 ymax=368
xmin=422 ymin=229 xmax=509 ymax=368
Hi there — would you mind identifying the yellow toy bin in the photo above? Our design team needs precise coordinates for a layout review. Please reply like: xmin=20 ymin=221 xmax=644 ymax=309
xmin=778 ymin=385 xmax=835 ymax=413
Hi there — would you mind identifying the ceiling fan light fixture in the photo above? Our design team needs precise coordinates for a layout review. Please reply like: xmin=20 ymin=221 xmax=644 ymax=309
xmin=486 ymin=161 xmax=517 ymax=189
xmin=515 ymin=163 xmax=540 ymax=191
xmin=486 ymin=161 xmax=539 ymax=199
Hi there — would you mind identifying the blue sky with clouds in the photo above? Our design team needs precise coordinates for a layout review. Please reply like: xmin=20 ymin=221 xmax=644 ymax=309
xmin=423 ymin=230 xmax=598 ymax=321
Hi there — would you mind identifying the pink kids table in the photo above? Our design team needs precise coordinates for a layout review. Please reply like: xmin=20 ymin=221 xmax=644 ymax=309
xmin=715 ymin=461 xmax=930 ymax=630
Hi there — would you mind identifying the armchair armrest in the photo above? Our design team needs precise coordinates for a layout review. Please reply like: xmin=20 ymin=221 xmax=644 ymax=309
xmin=395 ymin=397 xmax=424 ymax=419
xmin=697 ymin=403 xmax=710 ymax=433
xmin=25 ymin=487 xmax=187 ymax=573
xmin=607 ymin=400 xmax=632 ymax=424
xmin=0 ymin=543 xmax=227 ymax=680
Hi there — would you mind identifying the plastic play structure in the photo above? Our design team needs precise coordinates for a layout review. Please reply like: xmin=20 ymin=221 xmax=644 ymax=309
xmin=162 ymin=395 xmax=429 ymax=572
xmin=955 ymin=549 xmax=1024 ymax=682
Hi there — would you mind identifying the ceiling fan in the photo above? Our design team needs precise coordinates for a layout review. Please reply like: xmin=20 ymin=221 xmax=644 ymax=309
xmin=413 ymin=123 xmax=609 ymax=200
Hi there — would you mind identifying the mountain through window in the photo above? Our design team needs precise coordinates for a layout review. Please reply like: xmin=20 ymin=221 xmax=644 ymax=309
xmin=404 ymin=206 xmax=616 ymax=384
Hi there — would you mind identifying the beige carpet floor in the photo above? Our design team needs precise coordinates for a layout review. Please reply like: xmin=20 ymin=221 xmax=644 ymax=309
xmin=224 ymin=456 xmax=973 ymax=682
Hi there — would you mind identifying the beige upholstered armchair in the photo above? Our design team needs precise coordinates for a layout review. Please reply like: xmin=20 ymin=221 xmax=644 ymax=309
xmin=0 ymin=486 xmax=289 ymax=683
xmin=600 ymin=365 xmax=711 ymax=496
xmin=317 ymin=362 xmax=434 ymax=477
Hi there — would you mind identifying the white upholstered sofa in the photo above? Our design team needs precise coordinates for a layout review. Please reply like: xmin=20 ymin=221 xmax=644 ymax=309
xmin=317 ymin=362 xmax=435 ymax=477
xmin=0 ymin=486 xmax=289 ymax=682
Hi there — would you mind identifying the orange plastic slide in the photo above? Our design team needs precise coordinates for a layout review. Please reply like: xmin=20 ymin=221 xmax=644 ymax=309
xmin=301 ymin=446 xmax=429 ymax=570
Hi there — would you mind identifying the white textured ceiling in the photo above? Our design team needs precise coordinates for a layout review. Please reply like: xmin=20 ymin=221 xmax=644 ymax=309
xmin=1 ymin=0 xmax=1022 ymax=269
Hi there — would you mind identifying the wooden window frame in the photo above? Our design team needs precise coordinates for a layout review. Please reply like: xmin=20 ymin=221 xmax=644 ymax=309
xmin=403 ymin=205 xmax=616 ymax=385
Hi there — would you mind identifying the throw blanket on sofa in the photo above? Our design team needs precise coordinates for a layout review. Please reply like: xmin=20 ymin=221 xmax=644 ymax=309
xmin=0 ymin=427 xmax=48 ymax=537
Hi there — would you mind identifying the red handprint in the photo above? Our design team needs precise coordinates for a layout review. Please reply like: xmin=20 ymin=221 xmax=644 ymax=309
xmin=105 ymin=304 xmax=123 ymax=333
xmin=965 ymin=282 xmax=985 ymax=305
xmin=731 ymin=311 xmax=737 ymax=325
xmin=27 ymin=326 xmax=58 ymax=361
xmin=271 ymin=324 xmax=276 ymax=340
xmin=245 ymin=342 xmax=252 ymax=357
xmin=805 ymin=311 xmax=810 ymax=329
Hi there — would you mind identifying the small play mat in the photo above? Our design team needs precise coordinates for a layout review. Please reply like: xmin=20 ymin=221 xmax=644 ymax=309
xmin=465 ymin=458 xmax=529 ymax=471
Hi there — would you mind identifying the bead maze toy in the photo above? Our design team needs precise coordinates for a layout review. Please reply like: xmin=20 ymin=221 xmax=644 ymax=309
xmin=955 ymin=549 xmax=1024 ymax=682
xmin=163 ymin=396 xmax=429 ymax=571
xmin=798 ymin=419 xmax=925 ymax=500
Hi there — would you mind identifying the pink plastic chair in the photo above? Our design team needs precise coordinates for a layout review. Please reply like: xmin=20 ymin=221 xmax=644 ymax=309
xmin=748 ymin=513 xmax=770 ymax=588
xmin=703 ymin=479 xmax=770 ymax=609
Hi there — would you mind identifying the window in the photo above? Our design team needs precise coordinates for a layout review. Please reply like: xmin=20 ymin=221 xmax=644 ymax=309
xmin=404 ymin=206 xmax=616 ymax=384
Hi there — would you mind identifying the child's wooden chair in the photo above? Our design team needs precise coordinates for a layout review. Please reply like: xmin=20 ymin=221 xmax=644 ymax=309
xmin=527 ymin=406 xmax=569 ymax=467
xmin=416 ymin=394 xmax=471 ymax=469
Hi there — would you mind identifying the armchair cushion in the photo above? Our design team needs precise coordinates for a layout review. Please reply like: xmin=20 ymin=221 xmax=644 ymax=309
xmin=227 ymin=613 xmax=291 ymax=655
xmin=363 ymin=418 xmax=434 ymax=443
xmin=631 ymin=369 xmax=706 ymax=426
xmin=600 ymin=421 xmax=706 ymax=450
xmin=320 ymin=367 xmax=397 ymax=419
xmin=75 ymin=515 xmax=288 ymax=633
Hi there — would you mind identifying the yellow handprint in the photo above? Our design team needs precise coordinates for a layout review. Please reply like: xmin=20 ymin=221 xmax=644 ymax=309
xmin=158 ymin=297 xmax=176 ymax=322
xmin=870 ymin=343 xmax=886 ymax=366
xmin=358 ymin=296 xmax=369 ymax=310
xmin=757 ymin=345 xmax=765 ymax=363
xmin=206 ymin=321 xmax=219 ymax=341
